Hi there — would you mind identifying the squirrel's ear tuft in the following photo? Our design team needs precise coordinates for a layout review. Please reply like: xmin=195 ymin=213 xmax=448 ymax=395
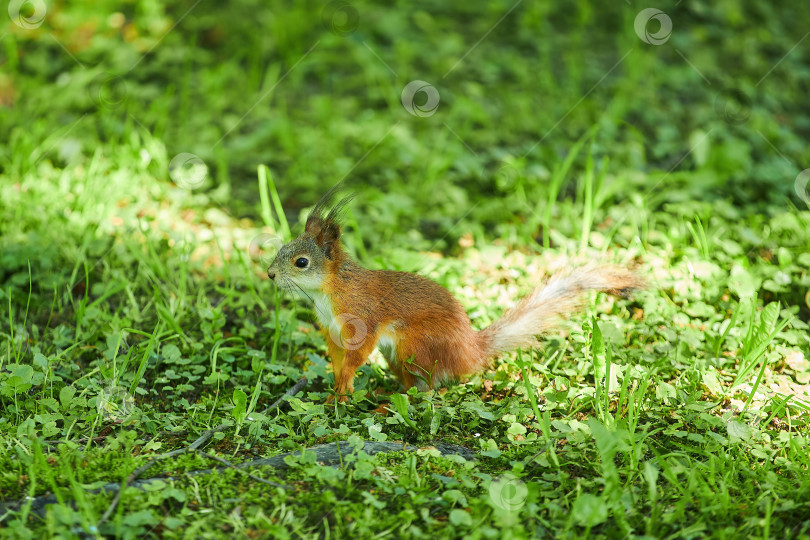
xmin=304 ymin=186 xmax=355 ymax=259
xmin=325 ymin=194 xmax=355 ymax=228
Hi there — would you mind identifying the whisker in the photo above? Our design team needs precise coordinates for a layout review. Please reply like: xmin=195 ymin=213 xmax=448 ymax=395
xmin=283 ymin=277 xmax=310 ymax=309
xmin=287 ymin=278 xmax=331 ymax=323
xmin=279 ymin=277 xmax=301 ymax=301
xmin=293 ymin=283 xmax=314 ymax=304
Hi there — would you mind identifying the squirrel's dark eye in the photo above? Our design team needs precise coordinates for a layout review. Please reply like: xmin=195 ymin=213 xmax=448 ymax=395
xmin=294 ymin=257 xmax=309 ymax=268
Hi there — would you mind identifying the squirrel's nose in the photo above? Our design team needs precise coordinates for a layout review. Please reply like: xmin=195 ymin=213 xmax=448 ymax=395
xmin=267 ymin=270 xmax=276 ymax=280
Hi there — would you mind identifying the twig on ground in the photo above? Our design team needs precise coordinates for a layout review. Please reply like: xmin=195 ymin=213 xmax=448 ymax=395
xmin=95 ymin=377 xmax=307 ymax=526
xmin=260 ymin=377 xmax=309 ymax=415
xmin=97 ymin=452 xmax=166 ymax=524
xmin=1 ymin=438 xmax=474 ymax=521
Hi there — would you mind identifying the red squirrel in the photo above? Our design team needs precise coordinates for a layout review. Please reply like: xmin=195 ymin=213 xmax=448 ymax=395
xmin=267 ymin=188 xmax=642 ymax=401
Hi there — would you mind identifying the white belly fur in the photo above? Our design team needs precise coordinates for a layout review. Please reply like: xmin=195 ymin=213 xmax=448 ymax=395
xmin=310 ymin=293 xmax=393 ymax=360
xmin=307 ymin=299 xmax=431 ymax=388
xmin=311 ymin=292 xmax=338 ymax=333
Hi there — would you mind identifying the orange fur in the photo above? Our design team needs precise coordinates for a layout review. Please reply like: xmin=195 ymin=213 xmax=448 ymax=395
xmin=267 ymin=192 xmax=643 ymax=400
xmin=321 ymin=254 xmax=488 ymax=395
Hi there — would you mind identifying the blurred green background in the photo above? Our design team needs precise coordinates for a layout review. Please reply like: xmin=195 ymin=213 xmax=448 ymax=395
xmin=2 ymin=1 xmax=810 ymax=537
xmin=3 ymin=0 xmax=810 ymax=325
xmin=3 ymin=0 xmax=809 ymax=232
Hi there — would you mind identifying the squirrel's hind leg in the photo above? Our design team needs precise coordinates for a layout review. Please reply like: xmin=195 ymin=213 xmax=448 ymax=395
xmin=395 ymin=338 xmax=441 ymax=391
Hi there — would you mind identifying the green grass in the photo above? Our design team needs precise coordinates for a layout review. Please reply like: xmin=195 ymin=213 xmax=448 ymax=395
xmin=2 ymin=0 xmax=810 ymax=537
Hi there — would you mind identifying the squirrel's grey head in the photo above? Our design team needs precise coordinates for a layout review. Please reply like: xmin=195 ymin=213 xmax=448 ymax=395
xmin=267 ymin=235 xmax=329 ymax=293
xmin=267 ymin=187 xmax=353 ymax=295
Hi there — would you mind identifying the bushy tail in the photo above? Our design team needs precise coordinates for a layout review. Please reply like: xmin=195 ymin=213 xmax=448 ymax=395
xmin=478 ymin=266 xmax=642 ymax=356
